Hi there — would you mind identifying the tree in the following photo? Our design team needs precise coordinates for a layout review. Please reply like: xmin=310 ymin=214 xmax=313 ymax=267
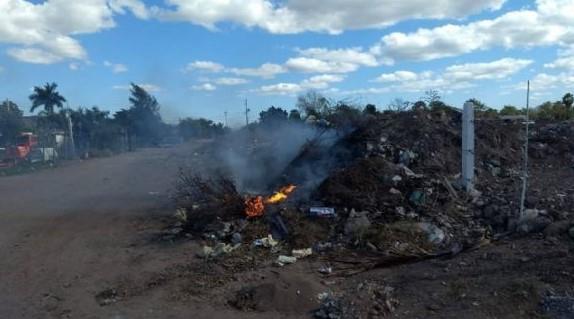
xmin=125 ymin=83 xmax=164 ymax=146
xmin=178 ymin=118 xmax=225 ymax=140
xmin=532 ymin=101 xmax=570 ymax=121
xmin=259 ymin=106 xmax=288 ymax=125
xmin=296 ymin=91 xmax=331 ymax=118
xmin=499 ymin=105 xmax=523 ymax=116
xmin=0 ymin=100 xmax=24 ymax=146
xmin=363 ymin=104 xmax=377 ymax=115
xmin=71 ymin=107 xmax=120 ymax=154
xmin=423 ymin=89 xmax=441 ymax=106
xmin=29 ymin=82 xmax=66 ymax=114
xmin=562 ymin=93 xmax=573 ymax=110
xmin=388 ymin=98 xmax=411 ymax=112
xmin=412 ymin=100 xmax=427 ymax=111
xmin=466 ymin=98 xmax=488 ymax=112
xmin=288 ymin=109 xmax=302 ymax=121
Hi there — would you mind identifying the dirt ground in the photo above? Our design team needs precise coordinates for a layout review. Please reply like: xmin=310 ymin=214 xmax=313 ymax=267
xmin=1 ymin=141 xmax=573 ymax=319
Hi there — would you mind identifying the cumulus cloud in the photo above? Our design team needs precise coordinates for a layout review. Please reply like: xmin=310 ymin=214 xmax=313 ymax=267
xmin=152 ymin=0 xmax=506 ymax=34
xmin=192 ymin=83 xmax=217 ymax=91
xmin=285 ymin=57 xmax=358 ymax=74
xmin=113 ymin=83 xmax=162 ymax=92
xmin=213 ymin=77 xmax=249 ymax=85
xmin=254 ymin=73 xmax=345 ymax=95
xmin=104 ymin=60 xmax=128 ymax=73
xmin=0 ymin=0 xmax=148 ymax=63
xmin=372 ymin=0 xmax=574 ymax=63
xmin=358 ymin=58 xmax=531 ymax=95
xmin=228 ymin=63 xmax=286 ymax=78
xmin=185 ymin=60 xmax=225 ymax=73
xmin=443 ymin=58 xmax=533 ymax=81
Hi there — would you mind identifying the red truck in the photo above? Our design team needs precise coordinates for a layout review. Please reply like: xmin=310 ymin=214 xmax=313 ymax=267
xmin=0 ymin=132 xmax=38 ymax=167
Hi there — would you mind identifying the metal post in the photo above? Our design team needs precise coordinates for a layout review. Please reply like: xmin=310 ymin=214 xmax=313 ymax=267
xmin=462 ymin=102 xmax=475 ymax=192
xmin=520 ymin=81 xmax=531 ymax=217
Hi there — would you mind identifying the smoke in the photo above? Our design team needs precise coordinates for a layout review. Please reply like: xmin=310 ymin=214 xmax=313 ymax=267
xmin=214 ymin=121 xmax=340 ymax=193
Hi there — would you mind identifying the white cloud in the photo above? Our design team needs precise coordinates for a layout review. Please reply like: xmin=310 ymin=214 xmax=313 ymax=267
xmin=300 ymin=74 xmax=345 ymax=89
xmin=509 ymin=72 xmax=574 ymax=92
xmin=297 ymin=47 xmax=380 ymax=67
xmin=228 ymin=63 xmax=286 ymax=78
xmin=113 ymin=83 xmax=162 ymax=92
xmin=185 ymin=60 xmax=225 ymax=73
xmin=213 ymin=77 xmax=249 ymax=85
xmin=0 ymin=0 xmax=148 ymax=64
xmin=444 ymin=58 xmax=533 ymax=81
xmin=153 ymin=0 xmax=506 ymax=34
xmin=360 ymin=58 xmax=531 ymax=95
xmin=372 ymin=1 xmax=574 ymax=63
xmin=7 ymin=48 xmax=65 ymax=64
xmin=255 ymin=74 xmax=345 ymax=95
xmin=104 ymin=61 xmax=128 ymax=73
xmin=374 ymin=71 xmax=421 ymax=83
xmin=257 ymin=83 xmax=302 ymax=95
xmin=544 ymin=54 xmax=574 ymax=70
xmin=285 ymin=57 xmax=358 ymax=73
xmin=192 ymin=83 xmax=217 ymax=91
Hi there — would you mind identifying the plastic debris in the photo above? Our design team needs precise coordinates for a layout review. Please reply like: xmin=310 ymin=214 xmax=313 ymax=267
xmin=253 ymin=234 xmax=278 ymax=248
xmin=276 ymin=255 xmax=297 ymax=266
xmin=309 ymin=207 xmax=337 ymax=218
xmin=292 ymin=248 xmax=313 ymax=258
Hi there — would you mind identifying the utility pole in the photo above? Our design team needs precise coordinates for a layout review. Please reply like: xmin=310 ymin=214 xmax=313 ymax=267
xmin=462 ymin=101 xmax=475 ymax=192
xmin=224 ymin=111 xmax=228 ymax=127
xmin=520 ymin=80 xmax=531 ymax=218
xmin=244 ymin=99 xmax=250 ymax=126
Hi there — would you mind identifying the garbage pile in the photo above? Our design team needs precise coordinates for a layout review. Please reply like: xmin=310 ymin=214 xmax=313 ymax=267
xmin=172 ymin=109 xmax=573 ymax=271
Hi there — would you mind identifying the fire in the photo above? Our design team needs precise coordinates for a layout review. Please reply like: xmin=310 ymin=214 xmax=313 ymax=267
xmin=266 ymin=184 xmax=297 ymax=204
xmin=245 ymin=196 xmax=265 ymax=218
xmin=244 ymin=184 xmax=297 ymax=218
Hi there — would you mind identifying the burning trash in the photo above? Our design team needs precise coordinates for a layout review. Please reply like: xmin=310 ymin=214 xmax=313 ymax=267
xmin=244 ymin=185 xmax=297 ymax=218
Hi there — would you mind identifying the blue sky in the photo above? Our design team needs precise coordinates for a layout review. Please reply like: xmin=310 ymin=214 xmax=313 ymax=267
xmin=1 ymin=0 xmax=574 ymax=125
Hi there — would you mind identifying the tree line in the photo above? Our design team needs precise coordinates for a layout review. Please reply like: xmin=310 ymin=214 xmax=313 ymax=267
xmin=0 ymin=82 xmax=226 ymax=155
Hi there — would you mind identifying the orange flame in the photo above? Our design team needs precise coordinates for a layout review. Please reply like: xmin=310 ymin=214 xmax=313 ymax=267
xmin=244 ymin=185 xmax=297 ymax=217
xmin=266 ymin=184 xmax=297 ymax=204
xmin=245 ymin=196 xmax=265 ymax=218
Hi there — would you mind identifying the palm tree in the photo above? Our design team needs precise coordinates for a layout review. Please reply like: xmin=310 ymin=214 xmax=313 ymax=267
xmin=29 ymin=82 xmax=66 ymax=114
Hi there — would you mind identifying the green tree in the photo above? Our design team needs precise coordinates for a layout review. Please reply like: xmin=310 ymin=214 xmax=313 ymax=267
xmin=0 ymin=100 xmax=24 ymax=146
xmin=423 ymin=89 xmax=441 ymax=106
xmin=125 ymin=83 xmax=164 ymax=146
xmin=29 ymin=82 xmax=66 ymax=114
xmin=71 ymin=107 xmax=121 ymax=154
xmin=499 ymin=105 xmax=523 ymax=116
xmin=388 ymin=98 xmax=410 ymax=112
xmin=562 ymin=93 xmax=573 ymax=110
xmin=288 ymin=109 xmax=302 ymax=121
xmin=363 ymin=104 xmax=377 ymax=115
xmin=296 ymin=91 xmax=331 ymax=118
xmin=259 ymin=106 xmax=288 ymax=125
xmin=178 ymin=118 xmax=225 ymax=140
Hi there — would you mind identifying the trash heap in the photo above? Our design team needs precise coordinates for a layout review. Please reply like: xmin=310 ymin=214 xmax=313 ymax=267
xmin=173 ymin=109 xmax=574 ymax=270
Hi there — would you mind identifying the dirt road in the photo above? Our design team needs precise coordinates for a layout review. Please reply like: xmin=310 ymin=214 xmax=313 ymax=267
xmin=0 ymin=145 xmax=196 ymax=318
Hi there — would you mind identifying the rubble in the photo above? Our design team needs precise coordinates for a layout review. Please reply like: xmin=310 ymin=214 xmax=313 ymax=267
xmin=170 ymin=109 xmax=573 ymax=312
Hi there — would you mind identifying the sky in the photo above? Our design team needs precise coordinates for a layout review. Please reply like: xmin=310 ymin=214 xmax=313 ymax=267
xmin=1 ymin=0 xmax=574 ymax=126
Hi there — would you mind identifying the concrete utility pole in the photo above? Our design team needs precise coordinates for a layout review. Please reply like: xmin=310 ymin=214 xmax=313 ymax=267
xmin=66 ymin=107 xmax=76 ymax=160
xmin=224 ymin=111 xmax=228 ymax=128
xmin=462 ymin=101 xmax=475 ymax=192
xmin=520 ymin=80 xmax=531 ymax=217
xmin=244 ymin=99 xmax=250 ymax=126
